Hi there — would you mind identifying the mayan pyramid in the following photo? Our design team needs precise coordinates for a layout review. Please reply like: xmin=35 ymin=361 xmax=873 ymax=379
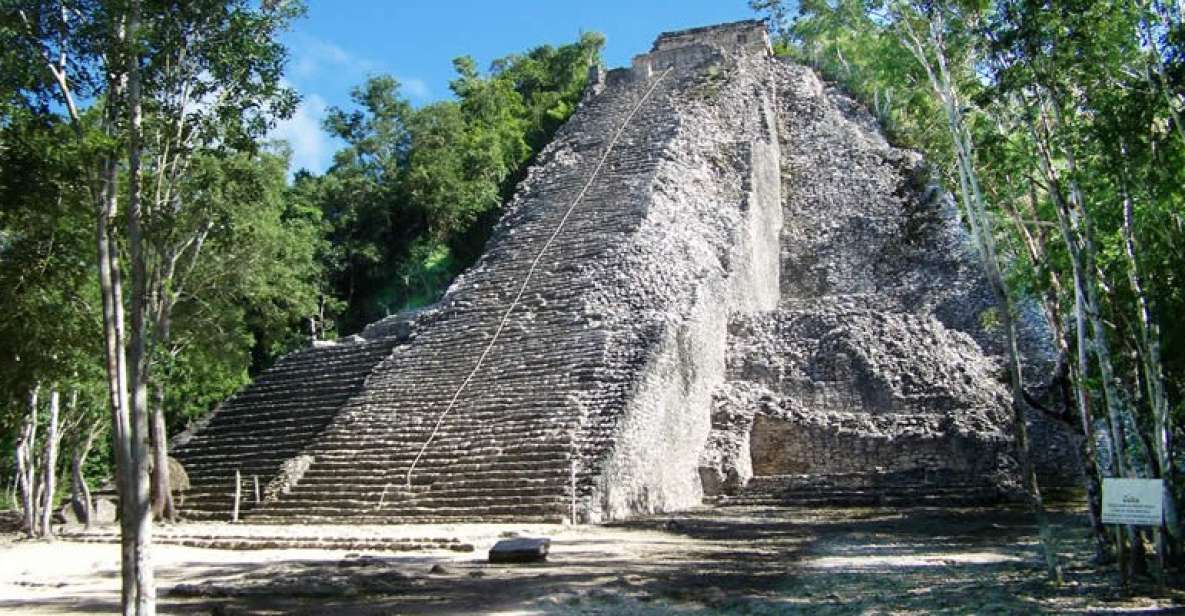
xmin=171 ymin=21 xmax=1079 ymax=524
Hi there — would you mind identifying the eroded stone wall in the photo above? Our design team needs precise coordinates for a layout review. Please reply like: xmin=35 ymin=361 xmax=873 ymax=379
xmin=574 ymin=41 xmax=784 ymax=522
xmin=699 ymin=62 xmax=1080 ymax=498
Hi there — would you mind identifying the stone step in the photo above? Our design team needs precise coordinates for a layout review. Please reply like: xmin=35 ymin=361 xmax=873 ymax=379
xmin=294 ymin=474 xmax=560 ymax=490
xmin=270 ymin=484 xmax=563 ymax=503
xmin=60 ymin=531 xmax=474 ymax=553
xmin=180 ymin=428 xmax=327 ymax=450
xmin=314 ymin=423 xmax=591 ymax=446
xmin=302 ymin=448 xmax=574 ymax=468
xmin=717 ymin=482 xmax=1001 ymax=507
xmin=298 ymin=460 xmax=571 ymax=482
xmin=249 ymin=498 xmax=566 ymax=519
xmin=186 ymin=408 xmax=342 ymax=431
xmin=183 ymin=478 xmax=567 ymax=507
xmin=181 ymin=441 xmax=310 ymax=457
xmin=240 ymin=513 xmax=567 ymax=525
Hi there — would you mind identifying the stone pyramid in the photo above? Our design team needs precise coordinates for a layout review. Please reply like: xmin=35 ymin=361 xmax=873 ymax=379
xmin=171 ymin=21 xmax=1079 ymax=524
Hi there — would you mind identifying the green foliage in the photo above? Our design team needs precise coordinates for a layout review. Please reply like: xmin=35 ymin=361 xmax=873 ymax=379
xmin=313 ymin=33 xmax=604 ymax=332
xmin=160 ymin=148 xmax=326 ymax=424
xmin=977 ymin=307 xmax=1002 ymax=333
xmin=0 ymin=109 xmax=104 ymax=406
xmin=0 ymin=0 xmax=319 ymax=500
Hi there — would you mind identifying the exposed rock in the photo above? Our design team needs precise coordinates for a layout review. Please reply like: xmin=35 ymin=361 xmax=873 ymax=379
xmin=64 ymin=498 xmax=120 ymax=526
xmin=489 ymin=537 xmax=551 ymax=563
xmin=262 ymin=455 xmax=314 ymax=504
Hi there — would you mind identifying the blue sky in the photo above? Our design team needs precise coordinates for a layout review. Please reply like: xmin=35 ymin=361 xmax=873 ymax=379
xmin=272 ymin=0 xmax=761 ymax=174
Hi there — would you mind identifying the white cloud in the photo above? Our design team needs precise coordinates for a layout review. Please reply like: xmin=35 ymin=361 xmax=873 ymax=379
xmin=271 ymin=92 xmax=331 ymax=175
xmin=274 ymin=35 xmax=434 ymax=176
xmin=399 ymin=77 xmax=431 ymax=101
xmin=289 ymin=34 xmax=376 ymax=81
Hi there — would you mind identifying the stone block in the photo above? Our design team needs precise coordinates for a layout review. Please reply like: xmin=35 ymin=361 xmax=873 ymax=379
xmin=78 ymin=498 xmax=118 ymax=525
xmin=488 ymin=537 xmax=550 ymax=563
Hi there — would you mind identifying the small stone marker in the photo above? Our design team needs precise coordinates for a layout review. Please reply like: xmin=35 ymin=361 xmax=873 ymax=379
xmin=489 ymin=537 xmax=550 ymax=563
xmin=1102 ymin=478 xmax=1164 ymax=526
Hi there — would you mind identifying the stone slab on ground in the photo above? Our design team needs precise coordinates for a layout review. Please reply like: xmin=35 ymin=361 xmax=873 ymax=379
xmin=489 ymin=537 xmax=551 ymax=563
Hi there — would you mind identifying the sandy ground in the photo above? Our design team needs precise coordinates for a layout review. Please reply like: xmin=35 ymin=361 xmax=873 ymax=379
xmin=1 ymin=505 xmax=1183 ymax=615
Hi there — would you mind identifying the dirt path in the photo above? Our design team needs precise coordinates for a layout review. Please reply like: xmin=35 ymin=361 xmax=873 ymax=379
xmin=1 ymin=505 xmax=1181 ymax=614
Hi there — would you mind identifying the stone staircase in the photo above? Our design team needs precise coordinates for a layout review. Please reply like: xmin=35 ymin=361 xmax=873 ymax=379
xmin=240 ymin=58 xmax=689 ymax=525
xmin=172 ymin=337 xmax=401 ymax=521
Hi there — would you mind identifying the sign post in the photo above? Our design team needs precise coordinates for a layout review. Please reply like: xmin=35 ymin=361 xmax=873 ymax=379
xmin=1102 ymin=478 xmax=1165 ymax=588
xmin=1101 ymin=478 xmax=1164 ymax=526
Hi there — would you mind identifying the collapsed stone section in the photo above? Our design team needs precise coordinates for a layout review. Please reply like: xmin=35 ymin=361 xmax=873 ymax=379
xmin=700 ymin=63 xmax=1080 ymax=503
xmin=701 ymin=304 xmax=1015 ymax=497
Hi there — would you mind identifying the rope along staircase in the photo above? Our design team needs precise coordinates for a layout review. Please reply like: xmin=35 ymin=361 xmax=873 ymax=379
xmin=176 ymin=67 xmax=679 ymax=524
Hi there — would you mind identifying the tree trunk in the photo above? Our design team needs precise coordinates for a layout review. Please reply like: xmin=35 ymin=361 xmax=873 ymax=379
xmin=150 ymin=309 xmax=175 ymax=523
xmin=18 ymin=385 xmax=40 ymax=538
xmin=125 ymin=1 xmax=155 ymax=611
xmin=898 ymin=13 xmax=1062 ymax=582
xmin=1035 ymin=99 xmax=1149 ymax=579
xmin=15 ymin=439 xmax=30 ymax=537
xmin=36 ymin=2 xmax=140 ymax=609
xmin=98 ymin=143 xmax=137 ymax=612
xmin=95 ymin=20 xmax=135 ymax=611
xmin=15 ymin=427 xmax=31 ymax=537
xmin=72 ymin=419 xmax=101 ymax=529
xmin=1119 ymin=168 xmax=1179 ymax=557
xmin=149 ymin=387 xmax=174 ymax=522
xmin=38 ymin=389 xmax=60 ymax=539
xmin=1070 ymin=282 xmax=1111 ymax=561
xmin=1009 ymin=179 xmax=1110 ymax=560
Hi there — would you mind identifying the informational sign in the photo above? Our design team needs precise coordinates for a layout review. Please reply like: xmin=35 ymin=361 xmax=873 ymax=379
xmin=1101 ymin=478 xmax=1164 ymax=526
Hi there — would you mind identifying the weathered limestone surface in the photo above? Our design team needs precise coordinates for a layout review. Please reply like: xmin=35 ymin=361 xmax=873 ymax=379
xmin=173 ymin=20 xmax=1078 ymax=524
xmin=700 ymin=62 xmax=1081 ymax=503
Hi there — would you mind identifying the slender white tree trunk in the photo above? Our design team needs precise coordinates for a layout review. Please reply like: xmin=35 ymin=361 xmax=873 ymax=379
xmin=1119 ymin=173 xmax=1178 ymax=549
xmin=72 ymin=419 xmax=101 ymax=528
xmin=97 ymin=143 xmax=136 ymax=613
xmin=1035 ymin=100 xmax=1148 ymax=578
xmin=1071 ymin=277 xmax=1110 ymax=560
xmin=27 ymin=2 xmax=142 ymax=608
xmin=150 ymin=308 xmax=175 ymax=522
xmin=18 ymin=385 xmax=40 ymax=538
xmin=95 ymin=55 xmax=135 ymax=615
xmin=150 ymin=390 xmax=175 ymax=521
xmin=125 ymin=1 xmax=155 ymax=611
xmin=898 ymin=12 xmax=1062 ymax=582
xmin=15 ymin=428 xmax=31 ymax=537
xmin=38 ymin=389 xmax=60 ymax=538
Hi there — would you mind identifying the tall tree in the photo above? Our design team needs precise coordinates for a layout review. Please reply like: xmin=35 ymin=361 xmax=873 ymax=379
xmin=8 ymin=0 xmax=303 ymax=611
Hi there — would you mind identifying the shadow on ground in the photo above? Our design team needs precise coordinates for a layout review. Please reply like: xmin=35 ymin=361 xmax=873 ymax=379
xmin=4 ymin=505 xmax=1183 ymax=615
